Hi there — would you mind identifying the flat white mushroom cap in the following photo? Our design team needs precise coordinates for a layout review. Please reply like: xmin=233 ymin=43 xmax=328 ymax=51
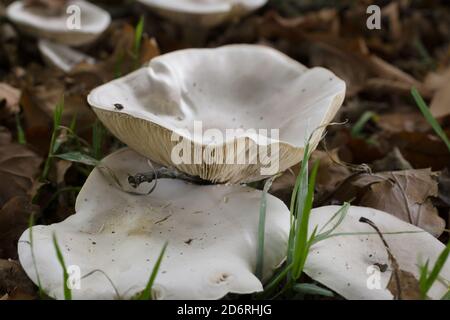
xmin=138 ymin=0 xmax=267 ymax=27
xmin=305 ymin=206 xmax=450 ymax=300
xmin=6 ymin=0 xmax=111 ymax=46
xmin=18 ymin=148 xmax=290 ymax=300
xmin=88 ymin=45 xmax=346 ymax=183
xmin=38 ymin=39 xmax=96 ymax=72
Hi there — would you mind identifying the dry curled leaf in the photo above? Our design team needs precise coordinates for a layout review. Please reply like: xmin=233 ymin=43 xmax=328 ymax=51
xmin=371 ymin=147 xmax=413 ymax=172
xmin=0 ymin=143 xmax=42 ymax=207
xmin=0 ymin=259 xmax=37 ymax=300
xmin=389 ymin=131 xmax=450 ymax=171
xmin=386 ymin=269 xmax=422 ymax=300
xmin=0 ymin=82 xmax=20 ymax=119
xmin=331 ymin=169 xmax=445 ymax=237
xmin=0 ymin=196 xmax=40 ymax=259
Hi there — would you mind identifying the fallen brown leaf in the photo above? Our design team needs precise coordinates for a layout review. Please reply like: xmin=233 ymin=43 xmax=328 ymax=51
xmin=0 ymin=259 xmax=37 ymax=300
xmin=387 ymin=269 xmax=422 ymax=300
xmin=376 ymin=111 xmax=431 ymax=133
xmin=0 ymin=82 xmax=20 ymax=119
xmin=331 ymin=169 xmax=445 ymax=237
xmin=0 ymin=143 xmax=42 ymax=207
xmin=389 ymin=131 xmax=450 ymax=171
xmin=0 ymin=196 xmax=40 ymax=259
xmin=371 ymin=147 xmax=413 ymax=172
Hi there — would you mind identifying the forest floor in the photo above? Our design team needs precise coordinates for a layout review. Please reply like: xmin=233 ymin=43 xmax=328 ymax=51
xmin=0 ymin=0 xmax=449 ymax=300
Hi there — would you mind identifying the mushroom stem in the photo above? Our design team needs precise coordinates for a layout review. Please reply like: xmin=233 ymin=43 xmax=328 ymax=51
xmin=128 ymin=167 xmax=210 ymax=188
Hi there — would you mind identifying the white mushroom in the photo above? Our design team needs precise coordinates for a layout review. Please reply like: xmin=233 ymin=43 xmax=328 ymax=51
xmin=18 ymin=148 xmax=290 ymax=300
xmin=88 ymin=45 xmax=346 ymax=184
xmin=304 ymin=205 xmax=450 ymax=300
xmin=6 ymin=0 xmax=111 ymax=46
xmin=38 ymin=39 xmax=96 ymax=72
xmin=137 ymin=0 xmax=267 ymax=27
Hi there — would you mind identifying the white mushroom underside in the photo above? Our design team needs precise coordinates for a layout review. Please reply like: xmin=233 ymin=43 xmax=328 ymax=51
xmin=137 ymin=0 xmax=267 ymax=26
xmin=18 ymin=148 xmax=290 ymax=300
xmin=305 ymin=206 xmax=450 ymax=300
xmin=38 ymin=39 xmax=96 ymax=72
xmin=88 ymin=45 xmax=345 ymax=183
xmin=6 ymin=0 xmax=111 ymax=46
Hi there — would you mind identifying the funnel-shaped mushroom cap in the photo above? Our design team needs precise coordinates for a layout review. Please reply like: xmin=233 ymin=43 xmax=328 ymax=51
xmin=88 ymin=45 xmax=346 ymax=184
xmin=6 ymin=0 xmax=111 ymax=46
xmin=18 ymin=148 xmax=290 ymax=300
xmin=38 ymin=39 xmax=96 ymax=72
xmin=305 ymin=206 xmax=450 ymax=300
xmin=138 ymin=0 xmax=267 ymax=27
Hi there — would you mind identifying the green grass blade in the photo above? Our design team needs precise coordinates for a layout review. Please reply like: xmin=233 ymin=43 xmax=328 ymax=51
xmin=261 ymin=263 xmax=293 ymax=297
xmin=351 ymin=111 xmax=377 ymax=138
xmin=28 ymin=213 xmax=45 ymax=299
xmin=420 ymin=240 xmax=450 ymax=299
xmin=15 ymin=113 xmax=26 ymax=145
xmin=442 ymin=290 xmax=450 ymax=300
xmin=313 ymin=203 xmax=350 ymax=244
xmin=114 ymin=52 xmax=124 ymax=79
xmin=292 ymin=160 xmax=319 ymax=280
xmin=52 ymin=232 xmax=72 ymax=300
xmin=287 ymin=144 xmax=310 ymax=267
xmin=293 ymin=283 xmax=334 ymax=298
xmin=42 ymin=96 xmax=64 ymax=180
xmin=134 ymin=16 xmax=145 ymax=68
xmin=138 ymin=241 xmax=168 ymax=300
xmin=411 ymin=87 xmax=450 ymax=152
xmin=92 ymin=120 xmax=105 ymax=160
xmin=55 ymin=152 xmax=100 ymax=166
xmin=256 ymin=176 xmax=276 ymax=280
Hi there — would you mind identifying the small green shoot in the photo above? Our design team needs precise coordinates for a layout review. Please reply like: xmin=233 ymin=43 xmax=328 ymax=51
xmin=42 ymin=97 xmax=64 ymax=180
xmin=293 ymin=283 xmax=334 ymax=298
xmin=351 ymin=111 xmax=377 ymax=138
xmin=55 ymin=151 xmax=100 ymax=166
xmin=291 ymin=160 xmax=319 ymax=280
xmin=114 ymin=52 xmax=125 ymax=79
xmin=419 ymin=239 xmax=450 ymax=299
xmin=28 ymin=213 xmax=45 ymax=299
xmin=52 ymin=232 xmax=72 ymax=300
xmin=256 ymin=176 xmax=277 ymax=280
xmin=15 ymin=113 xmax=26 ymax=145
xmin=134 ymin=16 xmax=145 ymax=68
xmin=138 ymin=241 xmax=168 ymax=300
xmin=259 ymin=132 xmax=351 ymax=299
xmin=92 ymin=120 xmax=105 ymax=160
xmin=411 ymin=87 xmax=450 ymax=152
xmin=442 ymin=290 xmax=450 ymax=300
xmin=413 ymin=38 xmax=436 ymax=70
